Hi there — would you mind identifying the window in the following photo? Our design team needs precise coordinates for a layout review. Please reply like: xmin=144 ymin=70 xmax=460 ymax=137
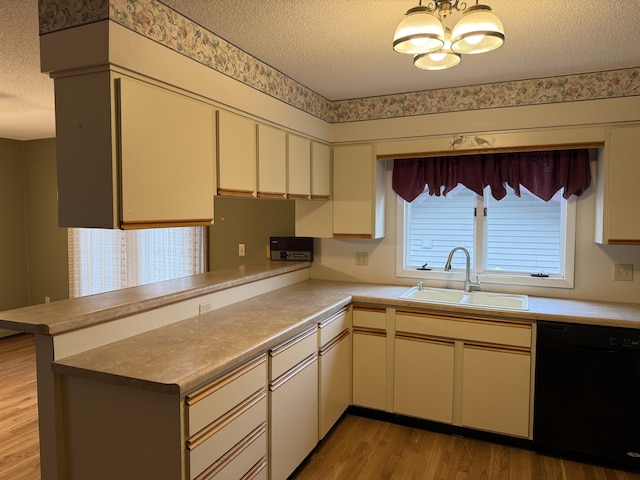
xmin=398 ymin=185 xmax=576 ymax=288
xmin=68 ymin=227 xmax=207 ymax=297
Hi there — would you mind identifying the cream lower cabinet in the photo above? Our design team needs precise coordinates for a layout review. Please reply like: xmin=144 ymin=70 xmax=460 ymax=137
xmin=269 ymin=327 xmax=319 ymax=480
xmin=352 ymin=306 xmax=387 ymax=410
xmin=318 ymin=307 xmax=352 ymax=439
xmin=461 ymin=344 xmax=531 ymax=438
xmin=185 ymin=355 xmax=268 ymax=480
xmin=394 ymin=334 xmax=454 ymax=423
xmin=394 ymin=311 xmax=533 ymax=438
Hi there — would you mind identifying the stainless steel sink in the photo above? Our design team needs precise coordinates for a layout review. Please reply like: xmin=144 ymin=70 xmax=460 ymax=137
xmin=399 ymin=286 xmax=529 ymax=311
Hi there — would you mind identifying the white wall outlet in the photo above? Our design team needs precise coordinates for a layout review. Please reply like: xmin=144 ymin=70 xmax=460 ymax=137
xmin=355 ymin=252 xmax=369 ymax=266
xmin=613 ymin=264 xmax=633 ymax=281
xmin=199 ymin=301 xmax=213 ymax=315
xmin=238 ymin=243 xmax=245 ymax=257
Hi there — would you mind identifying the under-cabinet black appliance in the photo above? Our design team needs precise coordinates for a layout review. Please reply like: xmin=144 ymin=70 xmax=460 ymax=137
xmin=270 ymin=236 xmax=313 ymax=261
xmin=534 ymin=320 xmax=640 ymax=471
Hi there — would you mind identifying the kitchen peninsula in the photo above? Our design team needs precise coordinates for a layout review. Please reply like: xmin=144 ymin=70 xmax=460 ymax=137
xmin=2 ymin=262 xmax=640 ymax=480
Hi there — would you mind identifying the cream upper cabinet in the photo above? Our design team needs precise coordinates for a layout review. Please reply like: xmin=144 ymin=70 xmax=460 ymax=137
xmin=595 ymin=125 xmax=640 ymax=245
xmin=119 ymin=78 xmax=215 ymax=228
xmin=333 ymin=144 xmax=386 ymax=239
xmin=54 ymin=70 xmax=215 ymax=229
xmin=311 ymin=141 xmax=331 ymax=200
xmin=217 ymin=110 xmax=257 ymax=197
xmin=287 ymin=134 xmax=311 ymax=199
xmin=257 ymin=124 xmax=287 ymax=198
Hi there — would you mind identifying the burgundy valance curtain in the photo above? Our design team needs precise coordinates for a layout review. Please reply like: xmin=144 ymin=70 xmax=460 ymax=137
xmin=392 ymin=149 xmax=591 ymax=202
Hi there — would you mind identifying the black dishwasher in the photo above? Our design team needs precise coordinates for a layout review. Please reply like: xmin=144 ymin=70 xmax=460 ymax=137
xmin=534 ymin=321 xmax=640 ymax=471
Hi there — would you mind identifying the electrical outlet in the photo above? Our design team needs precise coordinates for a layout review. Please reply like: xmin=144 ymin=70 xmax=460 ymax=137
xmin=613 ymin=264 xmax=633 ymax=281
xmin=355 ymin=252 xmax=369 ymax=266
xmin=199 ymin=301 xmax=213 ymax=315
xmin=238 ymin=243 xmax=245 ymax=257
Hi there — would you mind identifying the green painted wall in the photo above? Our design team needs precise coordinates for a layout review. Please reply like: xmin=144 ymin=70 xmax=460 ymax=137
xmin=0 ymin=138 xmax=69 ymax=338
xmin=23 ymin=139 xmax=69 ymax=304
xmin=209 ymin=196 xmax=295 ymax=269
xmin=0 ymin=138 xmax=29 ymax=312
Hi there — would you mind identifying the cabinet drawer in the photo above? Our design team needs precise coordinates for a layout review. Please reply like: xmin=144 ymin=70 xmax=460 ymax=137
xmin=186 ymin=355 xmax=267 ymax=435
xmin=352 ymin=306 xmax=386 ymax=330
xmin=396 ymin=312 xmax=531 ymax=348
xmin=189 ymin=393 xmax=267 ymax=480
xmin=270 ymin=327 xmax=317 ymax=380
xmin=194 ymin=425 xmax=267 ymax=480
xmin=318 ymin=307 xmax=350 ymax=347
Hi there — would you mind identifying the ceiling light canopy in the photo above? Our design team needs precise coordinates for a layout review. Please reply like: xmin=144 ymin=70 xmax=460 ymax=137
xmin=393 ymin=0 xmax=504 ymax=71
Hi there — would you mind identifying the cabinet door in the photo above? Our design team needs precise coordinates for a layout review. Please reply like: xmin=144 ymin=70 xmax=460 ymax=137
xmin=257 ymin=124 xmax=286 ymax=198
xmin=596 ymin=125 xmax=640 ymax=244
xmin=333 ymin=144 xmax=385 ymax=239
xmin=288 ymin=134 xmax=311 ymax=199
xmin=270 ymin=355 xmax=318 ymax=480
xmin=352 ymin=330 xmax=386 ymax=410
xmin=217 ymin=110 xmax=256 ymax=196
xmin=319 ymin=330 xmax=351 ymax=439
xmin=119 ymin=78 xmax=215 ymax=228
xmin=461 ymin=344 xmax=531 ymax=438
xmin=311 ymin=142 xmax=331 ymax=199
xmin=394 ymin=336 xmax=454 ymax=423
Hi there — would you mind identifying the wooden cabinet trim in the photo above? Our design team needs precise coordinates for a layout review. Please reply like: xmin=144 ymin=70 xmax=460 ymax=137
xmin=319 ymin=329 xmax=350 ymax=356
xmin=463 ymin=342 xmax=530 ymax=356
xmin=194 ymin=424 xmax=267 ymax=480
xmin=395 ymin=332 xmax=455 ymax=347
xmin=241 ymin=458 xmax=268 ymax=480
xmin=318 ymin=307 xmax=349 ymax=329
xmin=269 ymin=326 xmax=317 ymax=357
xmin=352 ymin=327 xmax=386 ymax=337
xmin=396 ymin=310 xmax=532 ymax=330
xmin=269 ymin=354 xmax=318 ymax=391
xmin=217 ymin=188 xmax=255 ymax=197
xmin=186 ymin=354 xmax=267 ymax=406
xmin=188 ymin=388 xmax=267 ymax=450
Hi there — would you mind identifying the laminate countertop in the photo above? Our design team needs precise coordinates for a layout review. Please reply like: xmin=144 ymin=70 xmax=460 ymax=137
xmin=48 ymin=277 xmax=640 ymax=397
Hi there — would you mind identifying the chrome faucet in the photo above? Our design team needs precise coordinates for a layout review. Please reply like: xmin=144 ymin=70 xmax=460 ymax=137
xmin=444 ymin=247 xmax=481 ymax=293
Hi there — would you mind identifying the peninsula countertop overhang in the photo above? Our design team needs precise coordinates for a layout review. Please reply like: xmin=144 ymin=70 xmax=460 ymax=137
xmin=49 ymin=278 xmax=640 ymax=396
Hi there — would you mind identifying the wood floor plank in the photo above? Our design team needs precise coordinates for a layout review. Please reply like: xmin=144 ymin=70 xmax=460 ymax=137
xmin=294 ymin=415 xmax=640 ymax=480
xmin=0 ymin=334 xmax=40 ymax=480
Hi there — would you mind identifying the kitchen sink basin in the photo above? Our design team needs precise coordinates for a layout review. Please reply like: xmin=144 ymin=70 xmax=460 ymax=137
xmin=400 ymin=286 xmax=529 ymax=311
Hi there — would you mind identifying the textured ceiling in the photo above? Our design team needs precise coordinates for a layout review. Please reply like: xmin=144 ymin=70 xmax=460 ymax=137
xmin=2 ymin=0 xmax=640 ymax=140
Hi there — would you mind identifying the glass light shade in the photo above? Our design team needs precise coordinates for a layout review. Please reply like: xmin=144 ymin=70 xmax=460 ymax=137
xmin=393 ymin=6 xmax=445 ymax=55
xmin=451 ymin=4 xmax=504 ymax=54
xmin=413 ymin=28 xmax=461 ymax=70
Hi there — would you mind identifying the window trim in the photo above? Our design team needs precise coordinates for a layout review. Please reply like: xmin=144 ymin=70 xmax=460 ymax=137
xmin=395 ymin=193 xmax=576 ymax=289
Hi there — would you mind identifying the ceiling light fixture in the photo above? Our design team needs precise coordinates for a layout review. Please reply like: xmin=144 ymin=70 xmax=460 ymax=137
xmin=393 ymin=0 xmax=504 ymax=70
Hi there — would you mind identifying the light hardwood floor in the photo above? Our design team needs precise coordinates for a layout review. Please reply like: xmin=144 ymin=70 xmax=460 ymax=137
xmin=0 ymin=333 xmax=40 ymax=480
xmin=1 ymin=334 xmax=639 ymax=480
xmin=294 ymin=415 xmax=640 ymax=480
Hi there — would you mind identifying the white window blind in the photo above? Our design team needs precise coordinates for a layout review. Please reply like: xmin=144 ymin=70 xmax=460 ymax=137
xmin=406 ymin=186 xmax=475 ymax=270
xmin=68 ymin=227 xmax=206 ymax=298
xmin=405 ymin=185 xmax=564 ymax=275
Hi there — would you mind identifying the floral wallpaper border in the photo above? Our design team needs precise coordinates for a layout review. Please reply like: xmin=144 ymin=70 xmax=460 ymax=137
xmin=39 ymin=0 xmax=640 ymax=125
